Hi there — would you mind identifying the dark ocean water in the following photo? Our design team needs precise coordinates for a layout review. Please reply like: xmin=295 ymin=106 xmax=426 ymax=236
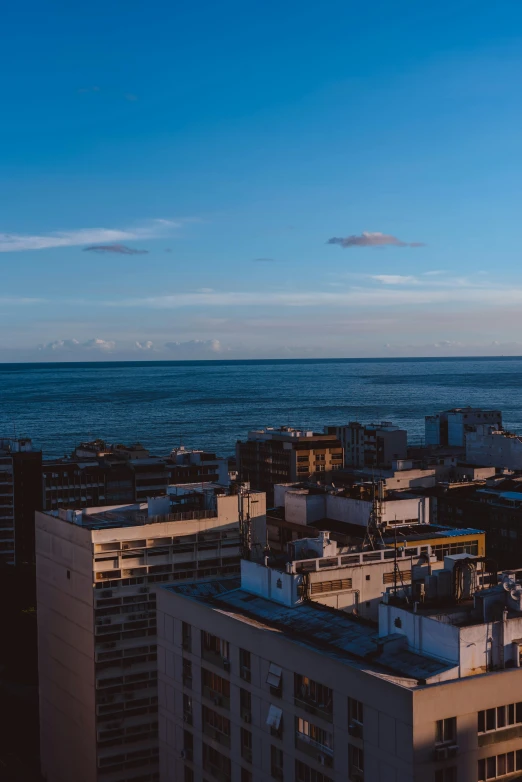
xmin=1 ymin=357 xmax=522 ymax=459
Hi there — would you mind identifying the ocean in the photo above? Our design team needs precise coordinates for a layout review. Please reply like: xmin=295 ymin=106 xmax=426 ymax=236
xmin=0 ymin=357 xmax=522 ymax=459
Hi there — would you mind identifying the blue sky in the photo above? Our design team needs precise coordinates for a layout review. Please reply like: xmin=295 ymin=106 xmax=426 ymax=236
xmin=2 ymin=0 xmax=522 ymax=360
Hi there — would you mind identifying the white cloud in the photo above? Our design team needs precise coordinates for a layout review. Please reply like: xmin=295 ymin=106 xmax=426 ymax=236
xmin=135 ymin=340 xmax=155 ymax=350
xmin=0 ymin=218 xmax=187 ymax=253
xmin=370 ymin=275 xmax=419 ymax=285
xmin=38 ymin=338 xmax=115 ymax=352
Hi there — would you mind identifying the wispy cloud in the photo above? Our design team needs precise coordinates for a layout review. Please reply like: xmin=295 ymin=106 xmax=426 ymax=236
xmin=0 ymin=218 xmax=186 ymax=253
xmin=370 ymin=274 xmax=419 ymax=285
xmin=327 ymin=231 xmax=425 ymax=248
xmin=135 ymin=341 xmax=155 ymax=351
xmin=84 ymin=244 xmax=148 ymax=255
xmin=37 ymin=338 xmax=115 ymax=352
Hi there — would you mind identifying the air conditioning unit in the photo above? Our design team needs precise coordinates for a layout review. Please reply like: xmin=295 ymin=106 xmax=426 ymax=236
xmin=317 ymin=754 xmax=325 ymax=766
xmin=140 ymin=587 xmax=149 ymax=593
xmin=213 ymin=696 xmax=222 ymax=707
xmin=180 ymin=749 xmax=186 ymax=759
xmin=243 ymin=713 xmax=251 ymax=724
xmin=447 ymin=745 xmax=459 ymax=759
xmin=348 ymin=723 xmax=363 ymax=739
xmin=223 ymin=659 xmax=231 ymax=672
xmin=434 ymin=747 xmax=448 ymax=761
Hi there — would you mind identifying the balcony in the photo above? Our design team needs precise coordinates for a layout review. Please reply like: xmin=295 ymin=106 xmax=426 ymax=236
xmin=295 ymin=731 xmax=333 ymax=766
xmin=294 ymin=696 xmax=333 ymax=723
xmin=202 ymin=686 xmax=230 ymax=710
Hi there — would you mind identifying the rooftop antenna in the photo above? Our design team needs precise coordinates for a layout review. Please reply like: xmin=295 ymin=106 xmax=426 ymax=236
xmin=238 ymin=484 xmax=252 ymax=560
xmin=363 ymin=479 xmax=386 ymax=551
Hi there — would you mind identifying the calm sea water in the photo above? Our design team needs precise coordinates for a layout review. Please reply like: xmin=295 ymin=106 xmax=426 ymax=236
xmin=0 ymin=357 xmax=522 ymax=459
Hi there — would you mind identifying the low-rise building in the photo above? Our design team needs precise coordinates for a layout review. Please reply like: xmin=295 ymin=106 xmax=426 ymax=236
xmin=156 ymin=555 xmax=522 ymax=782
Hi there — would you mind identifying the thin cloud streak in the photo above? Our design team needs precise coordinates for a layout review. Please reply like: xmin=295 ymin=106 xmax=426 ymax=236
xmin=0 ymin=218 xmax=186 ymax=253
xmin=327 ymin=231 xmax=425 ymax=248
xmin=100 ymin=283 xmax=522 ymax=309
xmin=84 ymin=244 xmax=148 ymax=255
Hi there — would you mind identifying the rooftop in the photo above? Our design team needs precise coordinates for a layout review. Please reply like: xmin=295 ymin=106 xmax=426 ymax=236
xmin=162 ymin=578 xmax=455 ymax=686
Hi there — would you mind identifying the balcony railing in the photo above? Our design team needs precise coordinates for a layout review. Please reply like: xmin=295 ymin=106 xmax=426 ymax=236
xmin=295 ymin=731 xmax=334 ymax=764
xmin=294 ymin=696 xmax=333 ymax=722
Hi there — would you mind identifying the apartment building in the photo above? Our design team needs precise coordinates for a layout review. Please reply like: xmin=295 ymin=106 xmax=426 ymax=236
xmin=425 ymin=408 xmax=502 ymax=448
xmin=157 ymin=557 xmax=522 ymax=782
xmin=466 ymin=427 xmax=522 ymax=471
xmin=0 ymin=437 xmax=42 ymax=565
xmin=325 ymin=421 xmax=407 ymax=469
xmin=35 ymin=487 xmax=266 ymax=782
xmin=236 ymin=428 xmax=343 ymax=503
xmin=43 ymin=442 xmax=231 ymax=513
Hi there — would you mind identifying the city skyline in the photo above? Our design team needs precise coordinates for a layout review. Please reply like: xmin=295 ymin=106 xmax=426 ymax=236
xmin=3 ymin=1 xmax=522 ymax=360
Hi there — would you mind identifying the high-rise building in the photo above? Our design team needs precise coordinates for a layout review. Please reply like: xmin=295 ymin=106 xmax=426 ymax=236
xmin=236 ymin=427 xmax=343 ymax=503
xmin=156 ymin=557 xmax=522 ymax=782
xmin=35 ymin=487 xmax=266 ymax=782
xmin=325 ymin=421 xmax=407 ymax=468
xmin=425 ymin=408 xmax=502 ymax=448
xmin=0 ymin=437 xmax=42 ymax=566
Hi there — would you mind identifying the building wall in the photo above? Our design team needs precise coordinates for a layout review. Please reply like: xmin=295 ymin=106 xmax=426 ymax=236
xmin=36 ymin=512 xmax=98 ymax=782
xmin=466 ymin=430 xmax=522 ymax=470
xmin=156 ymin=588 xmax=417 ymax=782
xmin=324 ymin=494 xmax=429 ymax=528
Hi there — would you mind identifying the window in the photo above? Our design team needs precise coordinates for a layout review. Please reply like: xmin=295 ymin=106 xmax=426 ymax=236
xmin=294 ymin=673 xmax=333 ymax=721
xmin=436 ymin=717 xmax=456 ymax=745
xmin=240 ymin=688 xmax=252 ymax=722
xmin=202 ymin=631 xmax=230 ymax=667
xmin=267 ymin=663 xmax=283 ymax=696
xmin=241 ymin=727 xmax=252 ymax=763
xmin=478 ymin=751 xmax=522 ymax=780
xmin=240 ymin=648 xmax=251 ymax=682
xmin=202 ymin=706 xmax=231 ymax=748
xmin=184 ymin=767 xmax=194 ymax=782
xmin=435 ymin=769 xmax=456 ymax=782
xmin=478 ymin=702 xmax=522 ymax=733
xmin=267 ymin=704 xmax=283 ymax=738
xmin=182 ymin=621 xmax=191 ymax=651
xmin=271 ymin=745 xmax=284 ymax=780
xmin=183 ymin=693 xmax=192 ymax=725
xmin=182 ymin=658 xmax=192 ymax=688
xmin=202 ymin=743 xmax=231 ymax=782
xmin=241 ymin=769 xmax=252 ymax=782
xmin=296 ymin=717 xmax=333 ymax=761
xmin=295 ymin=760 xmax=333 ymax=782
xmin=348 ymin=744 xmax=364 ymax=780
xmin=201 ymin=668 xmax=230 ymax=709
xmin=183 ymin=730 xmax=193 ymax=762
xmin=348 ymin=698 xmax=363 ymax=737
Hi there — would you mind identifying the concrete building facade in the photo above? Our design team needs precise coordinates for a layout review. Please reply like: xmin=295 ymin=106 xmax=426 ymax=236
xmin=425 ymin=408 xmax=502 ymax=448
xmin=466 ymin=427 xmax=522 ymax=471
xmin=35 ymin=488 xmax=266 ymax=782
xmin=325 ymin=421 xmax=407 ymax=469
xmin=0 ymin=437 xmax=42 ymax=565
xmin=236 ymin=428 xmax=343 ymax=502
xmin=156 ymin=559 xmax=522 ymax=782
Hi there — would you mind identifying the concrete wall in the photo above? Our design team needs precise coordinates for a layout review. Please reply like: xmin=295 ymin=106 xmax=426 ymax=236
xmin=156 ymin=586 xmax=417 ymax=782
xmin=466 ymin=430 xmax=522 ymax=470
xmin=36 ymin=511 xmax=98 ymax=782
xmin=285 ymin=491 xmax=326 ymax=525
xmin=325 ymin=494 xmax=429 ymax=527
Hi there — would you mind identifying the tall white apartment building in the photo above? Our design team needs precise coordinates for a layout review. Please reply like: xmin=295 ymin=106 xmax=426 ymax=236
xmin=156 ymin=557 xmax=522 ymax=782
xmin=35 ymin=488 xmax=266 ymax=782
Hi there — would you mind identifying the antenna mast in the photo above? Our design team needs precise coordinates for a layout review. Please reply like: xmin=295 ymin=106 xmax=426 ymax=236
xmin=238 ymin=485 xmax=252 ymax=560
xmin=363 ymin=480 xmax=386 ymax=550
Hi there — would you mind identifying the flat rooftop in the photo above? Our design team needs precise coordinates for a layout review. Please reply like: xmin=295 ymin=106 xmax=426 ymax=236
xmin=305 ymin=518 xmax=484 ymax=542
xmin=162 ymin=578 xmax=456 ymax=686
